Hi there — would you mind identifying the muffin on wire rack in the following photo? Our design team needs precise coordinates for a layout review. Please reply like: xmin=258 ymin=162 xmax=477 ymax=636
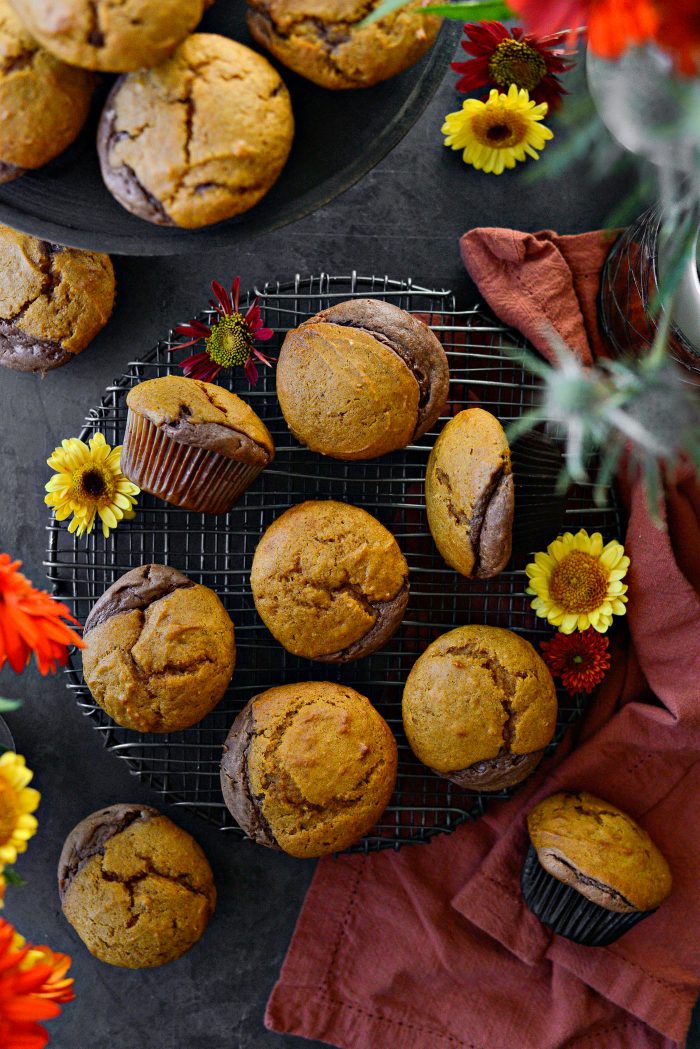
xmin=121 ymin=375 xmax=274 ymax=515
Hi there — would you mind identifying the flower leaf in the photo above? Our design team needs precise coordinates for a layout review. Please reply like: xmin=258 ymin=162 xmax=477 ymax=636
xmin=3 ymin=867 xmax=24 ymax=887
xmin=361 ymin=0 xmax=512 ymax=26
xmin=0 ymin=697 xmax=21 ymax=712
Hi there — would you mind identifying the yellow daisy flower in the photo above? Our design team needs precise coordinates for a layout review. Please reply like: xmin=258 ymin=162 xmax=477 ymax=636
xmin=442 ymin=83 xmax=553 ymax=175
xmin=526 ymin=529 xmax=630 ymax=634
xmin=45 ymin=432 xmax=139 ymax=539
xmin=0 ymin=752 xmax=40 ymax=865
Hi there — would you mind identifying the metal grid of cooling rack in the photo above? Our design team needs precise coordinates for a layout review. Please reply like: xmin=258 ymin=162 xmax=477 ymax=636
xmin=45 ymin=274 xmax=622 ymax=852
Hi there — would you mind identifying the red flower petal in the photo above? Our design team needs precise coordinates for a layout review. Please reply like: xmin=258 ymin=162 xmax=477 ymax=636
xmin=231 ymin=276 xmax=241 ymax=313
xmin=175 ymin=320 xmax=211 ymax=337
xmin=244 ymin=358 xmax=259 ymax=385
xmin=211 ymin=281 xmax=232 ymax=316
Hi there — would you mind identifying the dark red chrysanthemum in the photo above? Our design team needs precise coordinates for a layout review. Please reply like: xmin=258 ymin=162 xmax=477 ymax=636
xmin=173 ymin=277 xmax=274 ymax=386
xmin=451 ymin=21 xmax=576 ymax=110
xmin=540 ymin=628 xmax=611 ymax=695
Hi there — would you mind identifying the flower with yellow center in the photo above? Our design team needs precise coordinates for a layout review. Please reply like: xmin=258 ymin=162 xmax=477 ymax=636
xmin=526 ymin=529 xmax=630 ymax=634
xmin=0 ymin=753 xmax=39 ymax=866
xmin=45 ymin=432 xmax=139 ymax=539
xmin=442 ymin=84 xmax=553 ymax=175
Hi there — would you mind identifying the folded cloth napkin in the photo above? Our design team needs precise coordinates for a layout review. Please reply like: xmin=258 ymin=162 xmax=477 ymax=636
xmin=266 ymin=228 xmax=700 ymax=1049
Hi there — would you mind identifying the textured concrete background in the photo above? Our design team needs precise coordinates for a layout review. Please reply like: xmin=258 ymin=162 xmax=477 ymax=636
xmin=0 ymin=42 xmax=664 ymax=1049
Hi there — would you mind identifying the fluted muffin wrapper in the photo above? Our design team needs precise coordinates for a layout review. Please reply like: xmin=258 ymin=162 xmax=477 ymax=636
xmin=122 ymin=410 xmax=264 ymax=515
xmin=521 ymin=844 xmax=654 ymax=946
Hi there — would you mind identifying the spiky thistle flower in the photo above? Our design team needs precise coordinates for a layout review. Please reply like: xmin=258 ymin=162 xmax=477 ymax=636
xmin=506 ymin=322 xmax=700 ymax=522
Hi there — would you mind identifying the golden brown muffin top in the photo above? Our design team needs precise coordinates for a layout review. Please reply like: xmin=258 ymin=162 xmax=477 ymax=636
xmin=247 ymin=0 xmax=442 ymax=90
xmin=426 ymin=408 xmax=513 ymax=578
xmin=127 ymin=375 xmax=274 ymax=460
xmin=82 ymin=566 xmax=235 ymax=733
xmin=403 ymin=624 xmax=557 ymax=773
xmin=10 ymin=0 xmax=210 ymax=72
xmin=0 ymin=225 xmax=114 ymax=353
xmin=0 ymin=1 xmax=93 ymax=168
xmin=527 ymin=791 xmax=673 ymax=912
xmin=101 ymin=34 xmax=294 ymax=228
xmin=60 ymin=807 xmax=216 ymax=968
xmin=251 ymin=500 xmax=409 ymax=659
xmin=276 ymin=322 xmax=420 ymax=459
xmin=245 ymin=681 xmax=397 ymax=857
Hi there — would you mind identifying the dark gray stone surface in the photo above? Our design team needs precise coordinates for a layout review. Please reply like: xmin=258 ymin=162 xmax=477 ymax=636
xmin=0 ymin=52 xmax=639 ymax=1049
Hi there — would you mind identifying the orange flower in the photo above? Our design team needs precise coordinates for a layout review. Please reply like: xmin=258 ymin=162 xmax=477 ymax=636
xmin=540 ymin=628 xmax=611 ymax=695
xmin=0 ymin=918 xmax=74 ymax=1049
xmin=508 ymin=0 xmax=659 ymax=59
xmin=0 ymin=554 xmax=84 ymax=675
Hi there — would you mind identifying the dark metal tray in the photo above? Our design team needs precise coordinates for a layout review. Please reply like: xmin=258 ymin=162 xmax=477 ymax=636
xmin=0 ymin=7 xmax=459 ymax=255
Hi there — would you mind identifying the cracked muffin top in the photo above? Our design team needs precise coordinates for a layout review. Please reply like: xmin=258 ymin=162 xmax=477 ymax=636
xmin=96 ymin=33 xmax=294 ymax=229
xmin=527 ymin=792 xmax=673 ymax=913
xmin=0 ymin=225 xmax=115 ymax=374
xmin=58 ymin=804 xmax=216 ymax=967
xmin=402 ymin=624 xmax=557 ymax=774
xmin=426 ymin=408 xmax=514 ymax=579
xmin=9 ymin=0 xmax=211 ymax=72
xmin=246 ymin=0 xmax=442 ymax=90
xmin=126 ymin=375 xmax=274 ymax=463
xmin=277 ymin=299 xmax=449 ymax=460
xmin=82 ymin=564 xmax=235 ymax=733
xmin=0 ymin=0 xmax=93 ymax=179
xmin=250 ymin=500 xmax=409 ymax=662
xmin=220 ymin=681 xmax=397 ymax=857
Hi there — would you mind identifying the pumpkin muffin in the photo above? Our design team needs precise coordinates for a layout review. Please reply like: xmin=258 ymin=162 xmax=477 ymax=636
xmin=82 ymin=564 xmax=235 ymax=733
xmin=522 ymin=791 xmax=673 ymax=945
xmin=0 ymin=0 xmax=93 ymax=182
xmin=9 ymin=0 xmax=210 ymax=72
xmin=121 ymin=375 xmax=274 ymax=514
xmin=97 ymin=34 xmax=294 ymax=228
xmin=426 ymin=408 xmax=514 ymax=579
xmin=251 ymin=500 xmax=409 ymax=662
xmin=277 ymin=299 xmax=449 ymax=460
xmin=220 ymin=681 xmax=397 ymax=857
xmin=0 ymin=226 xmax=115 ymax=374
xmin=246 ymin=0 xmax=442 ymax=90
xmin=58 ymin=804 xmax=216 ymax=968
xmin=402 ymin=624 xmax=557 ymax=791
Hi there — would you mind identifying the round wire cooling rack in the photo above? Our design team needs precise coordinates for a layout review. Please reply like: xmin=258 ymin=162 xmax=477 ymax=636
xmin=45 ymin=273 xmax=622 ymax=853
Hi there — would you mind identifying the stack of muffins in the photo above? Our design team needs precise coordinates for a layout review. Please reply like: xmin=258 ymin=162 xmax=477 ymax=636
xmin=1 ymin=0 xmax=443 ymax=228
xmin=62 ymin=291 xmax=672 ymax=968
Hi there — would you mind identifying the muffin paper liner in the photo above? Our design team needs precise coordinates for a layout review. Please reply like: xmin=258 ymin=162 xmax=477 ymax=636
xmin=122 ymin=411 xmax=264 ymax=515
xmin=521 ymin=844 xmax=654 ymax=946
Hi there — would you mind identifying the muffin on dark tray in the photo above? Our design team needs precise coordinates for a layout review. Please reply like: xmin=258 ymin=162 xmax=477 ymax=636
xmin=0 ymin=0 xmax=93 ymax=183
xmin=97 ymin=34 xmax=294 ymax=228
xmin=246 ymin=0 xmax=442 ymax=90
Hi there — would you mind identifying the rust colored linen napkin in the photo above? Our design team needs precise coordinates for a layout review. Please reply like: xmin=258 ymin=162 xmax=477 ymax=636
xmin=266 ymin=228 xmax=700 ymax=1049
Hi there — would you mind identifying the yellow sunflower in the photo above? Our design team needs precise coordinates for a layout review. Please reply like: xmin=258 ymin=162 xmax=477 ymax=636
xmin=45 ymin=432 xmax=139 ymax=539
xmin=0 ymin=752 xmax=40 ymax=866
xmin=526 ymin=529 xmax=630 ymax=634
xmin=442 ymin=83 xmax=553 ymax=174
